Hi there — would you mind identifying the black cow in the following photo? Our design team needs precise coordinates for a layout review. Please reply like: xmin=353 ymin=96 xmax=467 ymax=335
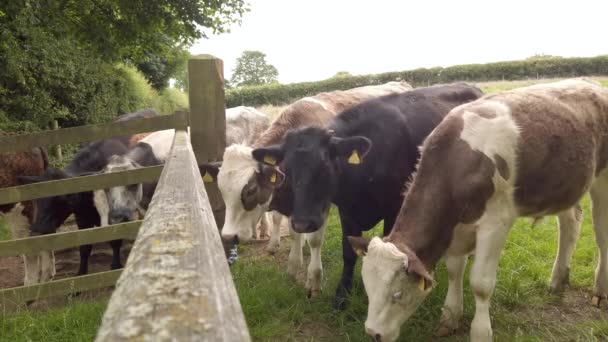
xmin=17 ymin=109 xmax=158 ymax=276
xmin=252 ymin=83 xmax=483 ymax=309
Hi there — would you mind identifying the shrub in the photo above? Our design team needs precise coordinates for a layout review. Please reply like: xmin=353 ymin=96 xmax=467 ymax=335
xmin=226 ymin=55 xmax=608 ymax=107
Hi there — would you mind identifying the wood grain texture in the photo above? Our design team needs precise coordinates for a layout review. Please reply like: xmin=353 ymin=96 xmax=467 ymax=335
xmin=188 ymin=55 xmax=227 ymax=229
xmin=0 ymin=165 xmax=162 ymax=205
xmin=95 ymin=130 xmax=250 ymax=341
xmin=0 ymin=269 xmax=122 ymax=308
xmin=0 ymin=112 xmax=188 ymax=153
xmin=0 ymin=221 xmax=141 ymax=257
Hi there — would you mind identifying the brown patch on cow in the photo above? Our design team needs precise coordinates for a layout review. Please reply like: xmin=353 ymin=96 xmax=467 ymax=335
xmin=127 ymin=132 xmax=152 ymax=148
xmin=494 ymin=154 xmax=510 ymax=180
xmin=252 ymin=82 xmax=412 ymax=148
xmin=388 ymin=113 xmax=496 ymax=269
xmin=494 ymin=88 xmax=604 ymax=215
xmin=0 ymin=147 xmax=48 ymax=221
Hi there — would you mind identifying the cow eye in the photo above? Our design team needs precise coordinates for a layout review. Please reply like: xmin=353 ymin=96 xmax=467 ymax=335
xmin=391 ymin=291 xmax=402 ymax=303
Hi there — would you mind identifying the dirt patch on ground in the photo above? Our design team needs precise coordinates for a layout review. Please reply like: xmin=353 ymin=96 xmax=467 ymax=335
xmin=0 ymin=218 xmax=132 ymax=291
xmin=519 ymin=288 xmax=608 ymax=323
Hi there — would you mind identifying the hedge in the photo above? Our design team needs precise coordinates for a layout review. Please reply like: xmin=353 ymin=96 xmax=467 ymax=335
xmin=226 ymin=55 xmax=608 ymax=107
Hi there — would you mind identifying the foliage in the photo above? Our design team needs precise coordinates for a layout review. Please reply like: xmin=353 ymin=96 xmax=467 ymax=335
xmin=230 ymin=50 xmax=279 ymax=87
xmin=227 ymin=55 xmax=608 ymax=107
xmin=152 ymin=88 xmax=189 ymax=115
xmin=331 ymin=71 xmax=353 ymax=78
xmin=137 ymin=47 xmax=191 ymax=91
xmin=0 ymin=0 xmax=247 ymax=131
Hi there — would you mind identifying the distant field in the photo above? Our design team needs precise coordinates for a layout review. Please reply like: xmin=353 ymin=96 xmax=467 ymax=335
xmin=2 ymin=78 xmax=608 ymax=341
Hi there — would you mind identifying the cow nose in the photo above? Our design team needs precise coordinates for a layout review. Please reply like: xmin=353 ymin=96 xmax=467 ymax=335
xmin=109 ymin=212 xmax=130 ymax=225
xmin=291 ymin=218 xmax=317 ymax=233
xmin=365 ymin=327 xmax=381 ymax=341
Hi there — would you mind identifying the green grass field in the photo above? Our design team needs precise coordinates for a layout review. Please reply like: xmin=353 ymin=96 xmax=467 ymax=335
xmin=2 ymin=78 xmax=608 ymax=341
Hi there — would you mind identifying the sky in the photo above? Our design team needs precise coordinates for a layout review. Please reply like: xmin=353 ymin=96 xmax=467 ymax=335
xmin=189 ymin=0 xmax=608 ymax=84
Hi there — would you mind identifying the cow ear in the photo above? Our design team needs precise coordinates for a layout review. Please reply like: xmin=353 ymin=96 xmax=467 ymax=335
xmin=347 ymin=236 xmax=371 ymax=256
xmin=329 ymin=136 xmax=372 ymax=165
xmin=17 ymin=175 xmax=43 ymax=184
xmin=252 ymin=146 xmax=284 ymax=166
xmin=200 ymin=162 xmax=221 ymax=183
xmin=403 ymin=255 xmax=434 ymax=291
xmin=257 ymin=164 xmax=285 ymax=189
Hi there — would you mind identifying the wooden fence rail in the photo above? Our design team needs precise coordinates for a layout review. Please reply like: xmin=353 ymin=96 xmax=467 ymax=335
xmin=95 ymin=130 xmax=250 ymax=341
xmin=0 ymin=111 xmax=188 ymax=153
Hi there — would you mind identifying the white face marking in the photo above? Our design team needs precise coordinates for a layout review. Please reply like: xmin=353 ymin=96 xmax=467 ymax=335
xmin=362 ymin=237 xmax=430 ymax=342
xmin=139 ymin=129 xmax=175 ymax=163
xmin=101 ymin=156 xmax=142 ymax=220
xmin=218 ymin=144 xmax=270 ymax=241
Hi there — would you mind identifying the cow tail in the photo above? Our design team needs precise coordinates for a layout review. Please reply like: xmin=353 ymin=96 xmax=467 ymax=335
xmin=38 ymin=146 xmax=50 ymax=170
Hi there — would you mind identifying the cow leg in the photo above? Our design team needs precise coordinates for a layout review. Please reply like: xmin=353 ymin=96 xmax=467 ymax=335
xmin=77 ymin=244 xmax=93 ymax=276
xmin=590 ymin=178 xmax=608 ymax=307
xmin=305 ymin=211 xmax=327 ymax=298
xmin=436 ymin=254 xmax=468 ymax=337
xmin=287 ymin=225 xmax=303 ymax=277
xmin=548 ymin=204 xmax=583 ymax=292
xmin=469 ymin=211 xmax=515 ymax=342
xmin=267 ymin=211 xmax=282 ymax=254
xmin=259 ymin=212 xmax=270 ymax=240
xmin=109 ymin=239 xmax=123 ymax=270
xmin=4 ymin=204 xmax=56 ymax=286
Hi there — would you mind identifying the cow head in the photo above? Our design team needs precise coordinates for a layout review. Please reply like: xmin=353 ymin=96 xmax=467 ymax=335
xmin=95 ymin=155 xmax=143 ymax=225
xmin=348 ymin=236 xmax=433 ymax=342
xmin=200 ymin=144 xmax=285 ymax=246
xmin=252 ymin=127 xmax=371 ymax=233
xmin=17 ymin=168 xmax=78 ymax=235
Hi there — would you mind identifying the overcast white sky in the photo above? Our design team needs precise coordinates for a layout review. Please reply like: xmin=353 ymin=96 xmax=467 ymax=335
xmin=190 ymin=0 xmax=607 ymax=84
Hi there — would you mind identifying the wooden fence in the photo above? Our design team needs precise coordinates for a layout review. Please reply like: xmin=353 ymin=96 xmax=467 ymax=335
xmin=0 ymin=56 xmax=247 ymax=340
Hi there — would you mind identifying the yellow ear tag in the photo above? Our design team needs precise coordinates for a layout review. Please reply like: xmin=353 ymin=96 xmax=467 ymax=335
xmin=348 ymin=150 xmax=361 ymax=165
xmin=263 ymin=155 xmax=276 ymax=165
xmin=354 ymin=248 xmax=365 ymax=257
xmin=418 ymin=277 xmax=426 ymax=291
xmin=202 ymin=171 xmax=214 ymax=183
xmin=270 ymin=173 xmax=277 ymax=184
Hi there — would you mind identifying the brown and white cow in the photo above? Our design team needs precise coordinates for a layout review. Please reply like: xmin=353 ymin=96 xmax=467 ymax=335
xmin=201 ymin=81 xmax=412 ymax=296
xmin=0 ymin=146 xmax=53 ymax=286
xmin=348 ymin=79 xmax=608 ymax=342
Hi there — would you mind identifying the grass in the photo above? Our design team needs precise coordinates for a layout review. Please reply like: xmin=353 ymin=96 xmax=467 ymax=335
xmin=0 ymin=297 xmax=109 ymax=342
xmin=0 ymin=217 xmax=9 ymax=241
xmin=2 ymin=78 xmax=608 ymax=341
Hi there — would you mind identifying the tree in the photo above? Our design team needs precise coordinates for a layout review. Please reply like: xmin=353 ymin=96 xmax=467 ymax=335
xmin=230 ymin=51 xmax=279 ymax=87
xmin=331 ymin=71 xmax=353 ymax=78
xmin=0 ymin=0 xmax=248 ymax=130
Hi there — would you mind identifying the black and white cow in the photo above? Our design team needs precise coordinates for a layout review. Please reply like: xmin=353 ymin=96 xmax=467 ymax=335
xmin=93 ymin=129 xmax=174 ymax=227
xmin=252 ymin=83 xmax=483 ymax=308
xmin=95 ymin=107 xmax=271 ymax=241
xmin=200 ymin=82 xmax=413 ymax=297
xmin=17 ymin=110 xmax=159 ymax=277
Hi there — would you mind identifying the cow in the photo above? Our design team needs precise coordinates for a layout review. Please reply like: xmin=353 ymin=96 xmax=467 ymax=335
xmin=253 ymin=83 xmax=483 ymax=309
xmin=0 ymin=146 xmax=51 ymax=286
xmin=94 ymin=107 xmax=271 ymax=247
xmin=16 ymin=110 xmax=159 ymax=278
xmin=92 ymin=129 xmax=175 ymax=228
xmin=200 ymin=81 xmax=413 ymax=297
xmin=347 ymin=79 xmax=608 ymax=342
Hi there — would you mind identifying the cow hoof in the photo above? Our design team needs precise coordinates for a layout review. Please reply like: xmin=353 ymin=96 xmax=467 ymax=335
xmin=547 ymin=282 xmax=568 ymax=294
xmin=332 ymin=296 xmax=349 ymax=311
xmin=591 ymin=295 xmax=606 ymax=308
xmin=434 ymin=325 xmax=457 ymax=337
xmin=307 ymin=289 xmax=321 ymax=299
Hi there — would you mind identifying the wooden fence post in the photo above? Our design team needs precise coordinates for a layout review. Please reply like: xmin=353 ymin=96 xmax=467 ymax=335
xmin=188 ymin=54 xmax=226 ymax=230
xmin=51 ymin=120 xmax=62 ymax=161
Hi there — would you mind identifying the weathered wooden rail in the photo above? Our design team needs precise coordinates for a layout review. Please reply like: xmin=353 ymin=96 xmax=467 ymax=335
xmin=95 ymin=130 xmax=249 ymax=341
